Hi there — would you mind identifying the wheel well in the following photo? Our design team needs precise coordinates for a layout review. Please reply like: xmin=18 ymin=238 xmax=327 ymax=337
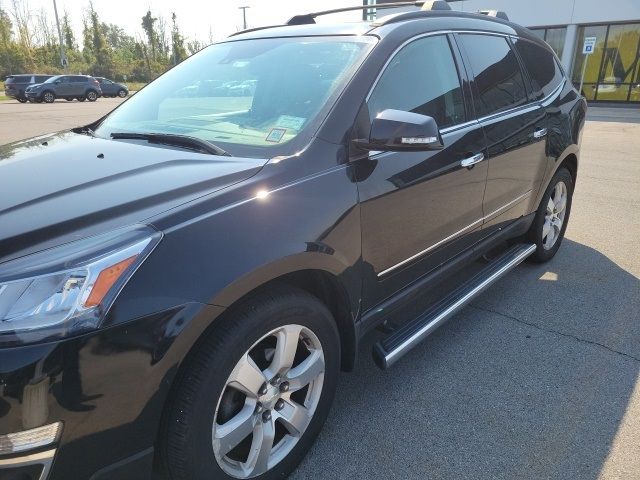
xmin=274 ymin=270 xmax=357 ymax=372
xmin=559 ymin=153 xmax=578 ymax=185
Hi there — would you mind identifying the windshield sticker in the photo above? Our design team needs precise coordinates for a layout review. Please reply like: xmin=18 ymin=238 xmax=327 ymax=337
xmin=266 ymin=128 xmax=287 ymax=143
xmin=276 ymin=115 xmax=306 ymax=131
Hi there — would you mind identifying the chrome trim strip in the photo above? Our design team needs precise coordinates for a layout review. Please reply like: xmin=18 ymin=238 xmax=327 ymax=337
xmin=541 ymin=79 xmax=565 ymax=107
xmin=377 ymin=218 xmax=483 ymax=277
xmin=381 ymin=244 xmax=537 ymax=368
xmin=377 ymin=189 xmax=532 ymax=277
xmin=0 ymin=448 xmax=55 ymax=480
xmin=482 ymin=189 xmax=532 ymax=222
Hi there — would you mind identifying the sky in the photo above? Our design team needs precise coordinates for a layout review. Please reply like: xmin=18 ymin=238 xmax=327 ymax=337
xmin=18 ymin=0 xmax=366 ymax=45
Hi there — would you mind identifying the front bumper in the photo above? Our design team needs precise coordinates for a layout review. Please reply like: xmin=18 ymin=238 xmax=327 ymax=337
xmin=24 ymin=91 xmax=41 ymax=100
xmin=0 ymin=302 xmax=223 ymax=480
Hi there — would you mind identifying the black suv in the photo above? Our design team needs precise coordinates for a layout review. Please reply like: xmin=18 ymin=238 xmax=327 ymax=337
xmin=95 ymin=77 xmax=129 ymax=98
xmin=4 ymin=74 xmax=53 ymax=102
xmin=0 ymin=4 xmax=585 ymax=480
xmin=25 ymin=74 xmax=102 ymax=103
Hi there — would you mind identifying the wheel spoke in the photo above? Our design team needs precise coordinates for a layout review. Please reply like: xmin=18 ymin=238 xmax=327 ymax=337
xmin=269 ymin=325 xmax=302 ymax=376
xmin=542 ymin=219 xmax=551 ymax=240
xmin=552 ymin=217 xmax=563 ymax=231
xmin=546 ymin=197 xmax=555 ymax=215
xmin=214 ymin=404 xmax=255 ymax=456
xmin=555 ymin=195 xmax=567 ymax=214
xmin=228 ymin=354 xmax=267 ymax=397
xmin=286 ymin=350 xmax=324 ymax=392
xmin=276 ymin=398 xmax=311 ymax=437
xmin=246 ymin=418 xmax=275 ymax=476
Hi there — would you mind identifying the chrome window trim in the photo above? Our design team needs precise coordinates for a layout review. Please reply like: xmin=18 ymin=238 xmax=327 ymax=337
xmin=377 ymin=189 xmax=532 ymax=277
xmin=0 ymin=448 xmax=55 ymax=480
xmin=363 ymin=29 xmax=565 ymax=140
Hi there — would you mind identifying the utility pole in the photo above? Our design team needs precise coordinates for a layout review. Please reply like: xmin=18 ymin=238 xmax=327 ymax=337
xmin=52 ymin=0 xmax=67 ymax=71
xmin=238 ymin=6 xmax=249 ymax=30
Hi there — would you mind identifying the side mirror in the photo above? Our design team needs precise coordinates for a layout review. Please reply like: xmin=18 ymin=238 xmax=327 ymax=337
xmin=355 ymin=109 xmax=444 ymax=152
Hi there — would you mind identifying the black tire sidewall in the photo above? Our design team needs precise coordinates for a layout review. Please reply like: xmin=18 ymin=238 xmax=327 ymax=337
xmin=165 ymin=289 xmax=340 ymax=480
xmin=528 ymin=167 xmax=574 ymax=262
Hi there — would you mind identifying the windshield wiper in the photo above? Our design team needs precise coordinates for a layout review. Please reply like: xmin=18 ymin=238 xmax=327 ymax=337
xmin=110 ymin=132 xmax=230 ymax=156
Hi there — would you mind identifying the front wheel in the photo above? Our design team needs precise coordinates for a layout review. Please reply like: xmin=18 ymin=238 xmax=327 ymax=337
xmin=161 ymin=287 xmax=340 ymax=480
xmin=42 ymin=91 xmax=55 ymax=103
xmin=76 ymin=96 xmax=86 ymax=102
xmin=527 ymin=167 xmax=574 ymax=262
xmin=18 ymin=97 xmax=28 ymax=103
xmin=117 ymin=89 xmax=127 ymax=98
xmin=86 ymin=90 xmax=98 ymax=102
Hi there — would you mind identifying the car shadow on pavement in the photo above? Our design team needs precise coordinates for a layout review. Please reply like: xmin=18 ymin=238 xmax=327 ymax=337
xmin=292 ymin=239 xmax=640 ymax=480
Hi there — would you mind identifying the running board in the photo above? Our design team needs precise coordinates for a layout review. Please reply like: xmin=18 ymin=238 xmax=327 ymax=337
xmin=373 ymin=243 xmax=536 ymax=369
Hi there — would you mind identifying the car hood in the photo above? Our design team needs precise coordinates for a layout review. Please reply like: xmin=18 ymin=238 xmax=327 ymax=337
xmin=0 ymin=132 xmax=268 ymax=262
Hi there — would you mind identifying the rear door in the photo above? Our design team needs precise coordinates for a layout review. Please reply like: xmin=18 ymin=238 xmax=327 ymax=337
xmin=357 ymin=34 xmax=488 ymax=308
xmin=457 ymin=33 xmax=548 ymax=230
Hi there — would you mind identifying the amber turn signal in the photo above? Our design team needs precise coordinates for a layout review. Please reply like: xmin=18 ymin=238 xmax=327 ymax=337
xmin=84 ymin=256 xmax=137 ymax=308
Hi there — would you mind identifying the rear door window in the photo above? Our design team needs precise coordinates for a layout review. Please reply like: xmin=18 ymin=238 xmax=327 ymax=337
xmin=513 ymin=39 xmax=564 ymax=100
xmin=367 ymin=34 xmax=465 ymax=129
xmin=459 ymin=34 xmax=528 ymax=117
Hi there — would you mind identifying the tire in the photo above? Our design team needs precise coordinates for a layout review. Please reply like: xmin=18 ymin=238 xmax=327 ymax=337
xmin=527 ymin=167 xmax=574 ymax=262
xmin=18 ymin=97 xmax=28 ymax=103
xmin=77 ymin=96 xmax=86 ymax=102
xmin=86 ymin=90 xmax=98 ymax=102
xmin=161 ymin=286 xmax=340 ymax=480
xmin=42 ymin=91 xmax=55 ymax=103
xmin=117 ymin=89 xmax=127 ymax=98
xmin=66 ymin=98 xmax=73 ymax=101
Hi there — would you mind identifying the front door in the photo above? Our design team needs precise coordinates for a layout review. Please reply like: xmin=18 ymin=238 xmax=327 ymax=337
xmin=357 ymin=34 xmax=488 ymax=309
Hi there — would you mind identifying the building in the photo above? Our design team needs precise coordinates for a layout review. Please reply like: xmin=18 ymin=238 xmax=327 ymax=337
xmin=366 ymin=0 xmax=640 ymax=103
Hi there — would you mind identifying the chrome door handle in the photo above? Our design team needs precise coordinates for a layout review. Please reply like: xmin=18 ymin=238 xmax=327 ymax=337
xmin=533 ymin=128 xmax=548 ymax=139
xmin=461 ymin=152 xmax=485 ymax=168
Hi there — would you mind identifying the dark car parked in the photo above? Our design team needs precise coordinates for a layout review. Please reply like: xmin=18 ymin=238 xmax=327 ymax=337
xmin=4 ymin=74 xmax=54 ymax=102
xmin=24 ymin=74 xmax=102 ymax=103
xmin=95 ymin=77 xmax=129 ymax=98
xmin=0 ymin=3 xmax=586 ymax=480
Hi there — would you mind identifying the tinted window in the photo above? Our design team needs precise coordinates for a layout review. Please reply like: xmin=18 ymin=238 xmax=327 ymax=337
xmin=35 ymin=76 xmax=50 ymax=83
xmin=72 ymin=76 xmax=86 ymax=82
xmin=459 ymin=34 xmax=528 ymax=117
xmin=5 ymin=76 xmax=16 ymax=84
xmin=368 ymin=35 xmax=465 ymax=129
xmin=514 ymin=39 xmax=564 ymax=99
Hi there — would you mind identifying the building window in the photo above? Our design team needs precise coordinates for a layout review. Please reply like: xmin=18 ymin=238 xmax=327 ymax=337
xmin=571 ymin=23 xmax=640 ymax=102
xmin=529 ymin=27 xmax=567 ymax=58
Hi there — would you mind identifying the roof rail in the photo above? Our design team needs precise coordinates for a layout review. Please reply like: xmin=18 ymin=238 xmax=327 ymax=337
xmin=373 ymin=0 xmax=453 ymax=26
xmin=478 ymin=9 xmax=509 ymax=21
xmin=286 ymin=1 xmax=429 ymax=26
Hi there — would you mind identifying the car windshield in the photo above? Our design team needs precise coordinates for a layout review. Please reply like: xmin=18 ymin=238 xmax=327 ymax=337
xmin=95 ymin=36 xmax=375 ymax=158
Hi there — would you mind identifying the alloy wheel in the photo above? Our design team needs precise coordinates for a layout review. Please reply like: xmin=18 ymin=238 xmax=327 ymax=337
xmin=212 ymin=324 xmax=325 ymax=478
xmin=542 ymin=181 xmax=567 ymax=250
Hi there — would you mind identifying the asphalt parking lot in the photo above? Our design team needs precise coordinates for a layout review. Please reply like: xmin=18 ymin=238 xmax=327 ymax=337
xmin=1 ymin=99 xmax=639 ymax=479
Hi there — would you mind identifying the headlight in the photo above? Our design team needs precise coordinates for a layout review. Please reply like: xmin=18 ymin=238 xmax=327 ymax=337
xmin=0 ymin=225 xmax=161 ymax=346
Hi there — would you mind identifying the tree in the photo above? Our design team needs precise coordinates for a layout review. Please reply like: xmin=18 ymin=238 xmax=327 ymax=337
xmin=62 ymin=12 xmax=75 ymax=50
xmin=141 ymin=10 xmax=157 ymax=61
xmin=171 ymin=12 xmax=187 ymax=65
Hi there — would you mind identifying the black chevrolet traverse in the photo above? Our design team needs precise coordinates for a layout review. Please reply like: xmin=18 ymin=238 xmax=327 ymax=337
xmin=0 ymin=2 xmax=586 ymax=479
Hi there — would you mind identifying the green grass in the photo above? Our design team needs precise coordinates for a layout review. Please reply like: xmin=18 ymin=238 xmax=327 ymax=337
xmin=0 ymin=95 xmax=10 ymax=101
xmin=125 ymin=82 xmax=147 ymax=92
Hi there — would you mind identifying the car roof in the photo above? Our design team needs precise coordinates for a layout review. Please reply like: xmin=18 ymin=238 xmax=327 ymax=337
xmin=227 ymin=10 xmax=546 ymax=50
